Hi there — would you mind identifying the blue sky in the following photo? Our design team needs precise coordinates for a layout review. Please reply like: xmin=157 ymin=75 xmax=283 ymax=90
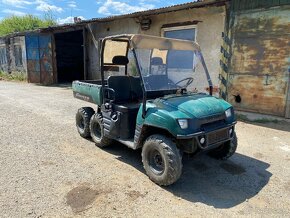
xmin=0 ymin=0 xmax=195 ymax=24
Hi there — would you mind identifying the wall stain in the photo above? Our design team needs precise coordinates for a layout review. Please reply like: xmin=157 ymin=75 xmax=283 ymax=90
xmin=228 ymin=8 xmax=290 ymax=117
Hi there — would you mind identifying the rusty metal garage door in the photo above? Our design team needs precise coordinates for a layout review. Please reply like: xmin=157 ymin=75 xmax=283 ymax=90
xmin=25 ymin=34 xmax=54 ymax=85
xmin=227 ymin=7 xmax=290 ymax=117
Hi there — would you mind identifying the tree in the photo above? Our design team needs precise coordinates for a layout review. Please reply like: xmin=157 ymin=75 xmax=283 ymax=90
xmin=0 ymin=14 xmax=57 ymax=36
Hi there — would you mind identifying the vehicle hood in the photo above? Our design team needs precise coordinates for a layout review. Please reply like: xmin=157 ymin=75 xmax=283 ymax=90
xmin=155 ymin=93 xmax=231 ymax=118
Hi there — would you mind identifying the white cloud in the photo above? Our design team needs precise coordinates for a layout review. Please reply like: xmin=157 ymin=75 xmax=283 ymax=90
xmin=57 ymin=16 xmax=85 ymax=24
xmin=2 ymin=0 xmax=64 ymax=13
xmin=1 ymin=0 xmax=33 ymax=8
xmin=67 ymin=0 xmax=77 ymax=8
xmin=36 ymin=1 xmax=63 ymax=13
xmin=2 ymin=8 xmax=26 ymax=16
xmin=98 ymin=0 xmax=155 ymax=16
xmin=68 ymin=3 xmax=76 ymax=8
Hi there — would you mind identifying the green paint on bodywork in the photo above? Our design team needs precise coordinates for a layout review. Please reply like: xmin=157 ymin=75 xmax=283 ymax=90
xmin=137 ymin=93 xmax=235 ymax=137
xmin=72 ymin=81 xmax=103 ymax=105
xmin=73 ymin=80 xmax=235 ymax=138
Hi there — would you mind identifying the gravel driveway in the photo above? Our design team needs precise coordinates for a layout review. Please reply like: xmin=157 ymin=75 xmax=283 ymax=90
xmin=0 ymin=81 xmax=289 ymax=217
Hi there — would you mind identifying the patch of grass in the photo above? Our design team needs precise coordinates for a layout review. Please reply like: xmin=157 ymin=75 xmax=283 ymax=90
xmin=252 ymin=118 xmax=279 ymax=124
xmin=236 ymin=113 xmax=279 ymax=124
xmin=0 ymin=71 xmax=27 ymax=82
xmin=236 ymin=114 xmax=250 ymax=122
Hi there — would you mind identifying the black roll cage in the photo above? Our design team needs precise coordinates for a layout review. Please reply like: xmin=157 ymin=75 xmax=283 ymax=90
xmin=100 ymin=34 xmax=213 ymax=118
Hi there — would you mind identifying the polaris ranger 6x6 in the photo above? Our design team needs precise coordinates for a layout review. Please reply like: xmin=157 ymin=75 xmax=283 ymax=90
xmin=72 ymin=34 xmax=237 ymax=186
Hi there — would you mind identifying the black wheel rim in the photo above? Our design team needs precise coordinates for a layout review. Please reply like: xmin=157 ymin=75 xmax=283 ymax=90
xmin=148 ymin=149 xmax=164 ymax=175
xmin=92 ymin=122 xmax=101 ymax=139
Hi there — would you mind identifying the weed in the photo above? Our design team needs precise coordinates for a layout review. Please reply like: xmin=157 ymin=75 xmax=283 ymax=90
xmin=236 ymin=113 xmax=279 ymax=124
xmin=0 ymin=71 xmax=27 ymax=82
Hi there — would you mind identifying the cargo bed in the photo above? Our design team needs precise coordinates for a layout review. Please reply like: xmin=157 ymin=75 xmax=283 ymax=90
xmin=72 ymin=80 xmax=104 ymax=105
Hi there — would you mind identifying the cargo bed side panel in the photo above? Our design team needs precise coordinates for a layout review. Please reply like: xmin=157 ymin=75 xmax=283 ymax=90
xmin=72 ymin=81 xmax=103 ymax=105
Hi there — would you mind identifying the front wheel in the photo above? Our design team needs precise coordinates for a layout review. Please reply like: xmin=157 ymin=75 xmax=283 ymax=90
xmin=142 ymin=134 xmax=182 ymax=186
xmin=208 ymin=132 xmax=238 ymax=160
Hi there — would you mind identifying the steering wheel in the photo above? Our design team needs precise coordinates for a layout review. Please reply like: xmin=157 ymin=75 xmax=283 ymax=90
xmin=175 ymin=77 xmax=194 ymax=88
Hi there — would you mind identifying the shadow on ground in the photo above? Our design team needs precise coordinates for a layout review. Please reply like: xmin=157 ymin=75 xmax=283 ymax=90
xmin=105 ymin=142 xmax=272 ymax=209
xmin=35 ymin=83 xmax=72 ymax=89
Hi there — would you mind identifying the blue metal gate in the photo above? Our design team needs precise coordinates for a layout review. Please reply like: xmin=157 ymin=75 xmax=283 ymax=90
xmin=25 ymin=34 xmax=54 ymax=84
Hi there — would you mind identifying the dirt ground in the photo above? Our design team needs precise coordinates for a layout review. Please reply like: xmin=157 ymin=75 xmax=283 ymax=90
xmin=0 ymin=81 xmax=289 ymax=217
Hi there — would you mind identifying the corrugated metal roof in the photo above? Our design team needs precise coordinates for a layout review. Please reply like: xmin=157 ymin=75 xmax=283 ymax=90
xmin=231 ymin=0 xmax=290 ymax=12
xmin=81 ymin=0 xmax=227 ymax=24
xmin=0 ymin=0 xmax=227 ymax=38
xmin=47 ymin=0 xmax=226 ymax=27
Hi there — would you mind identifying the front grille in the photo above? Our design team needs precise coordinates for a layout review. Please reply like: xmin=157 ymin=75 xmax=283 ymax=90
xmin=201 ymin=120 xmax=225 ymax=131
xmin=200 ymin=114 xmax=225 ymax=125
xmin=207 ymin=129 xmax=229 ymax=144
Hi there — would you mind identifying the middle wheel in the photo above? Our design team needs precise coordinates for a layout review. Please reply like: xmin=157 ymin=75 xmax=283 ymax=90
xmin=90 ymin=113 xmax=113 ymax=148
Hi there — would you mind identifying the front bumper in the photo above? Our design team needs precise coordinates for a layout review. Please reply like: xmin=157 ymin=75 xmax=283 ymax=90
xmin=177 ymin=122 xmax=236 ymax=150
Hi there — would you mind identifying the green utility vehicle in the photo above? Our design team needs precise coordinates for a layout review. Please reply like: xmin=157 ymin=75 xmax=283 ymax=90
xmin=73 ymin=34 xmax=237 ymax=186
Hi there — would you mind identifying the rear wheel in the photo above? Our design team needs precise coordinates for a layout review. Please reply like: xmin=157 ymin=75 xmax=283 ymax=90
xmin=76 ymin=107 xmax=95 ymax=138
xmin=90 ymin=113 xmax=113 ymax=148
xmin=142 ymin=134 xmax=182 ymax=186
xmin=208 ymin=132 xmax=238 ymax=160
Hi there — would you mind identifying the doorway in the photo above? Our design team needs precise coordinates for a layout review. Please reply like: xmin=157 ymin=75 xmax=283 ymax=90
xmin=54 ymin=30 xmax=84 ymax=83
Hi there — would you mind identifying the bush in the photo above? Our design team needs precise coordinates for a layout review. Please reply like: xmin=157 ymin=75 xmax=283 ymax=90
xmin=0 ymin=71 xmax=27 ymax=81
xmin=0 ymin=14 xmax=56 ymax=36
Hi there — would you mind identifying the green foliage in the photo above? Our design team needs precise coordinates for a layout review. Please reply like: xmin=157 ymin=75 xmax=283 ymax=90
xmin=129 ymin=63 xmax=139 ymax=76
xmin=0 ymin=14 xmax=56 ymax=36
xmin=236 ymin=113 xmax=279 ymax=123
xmin=236 ymin=114 xmax=249 ymax=122
xmin=0 ymin=71 xmax=27 ymax=81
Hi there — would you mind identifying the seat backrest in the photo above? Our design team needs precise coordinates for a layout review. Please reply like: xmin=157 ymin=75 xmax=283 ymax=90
xmin=129 ymin=76 xmax=143 ymax=100
xmin=151 ymin=57 xmax=163 ymax=65
xmin=112 ymin=56 xmax=129 ymax=65
xmin=107 ymin=76 xmax=131 ymax=103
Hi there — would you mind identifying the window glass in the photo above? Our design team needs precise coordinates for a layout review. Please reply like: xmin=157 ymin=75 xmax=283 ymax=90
xmin=103 ymin=40 xmax=128 ymax=79
xmin=164 ymin=28 xmax=196 ymax=69
xmin=127 ymin=50 xmax=139 ymax=77
xmin=135 ymin=48 xmax=203 ymax=92
xmin=103 ymin=40 xmax=127 ymax=64
xmin=164 ymin=28 xmax=195 ymax=41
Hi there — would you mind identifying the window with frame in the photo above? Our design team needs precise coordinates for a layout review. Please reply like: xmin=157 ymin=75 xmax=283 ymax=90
xmin=162 ymin=25 xmax=196 ymax=69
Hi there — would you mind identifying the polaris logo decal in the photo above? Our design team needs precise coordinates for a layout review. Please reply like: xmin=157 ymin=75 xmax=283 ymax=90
xmin=73 ymin=92 xmax=93 ymax=102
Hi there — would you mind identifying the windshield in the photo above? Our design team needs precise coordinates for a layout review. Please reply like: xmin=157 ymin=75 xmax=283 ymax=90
xmin=135 ymin=48 xmax=208 ymax=93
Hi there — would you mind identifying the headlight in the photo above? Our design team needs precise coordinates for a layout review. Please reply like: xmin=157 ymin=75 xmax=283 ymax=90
xmin=178 ymin=119 xmax=188 ymax=129
xmin=225 ymin=108 xmax=232 ymax=118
